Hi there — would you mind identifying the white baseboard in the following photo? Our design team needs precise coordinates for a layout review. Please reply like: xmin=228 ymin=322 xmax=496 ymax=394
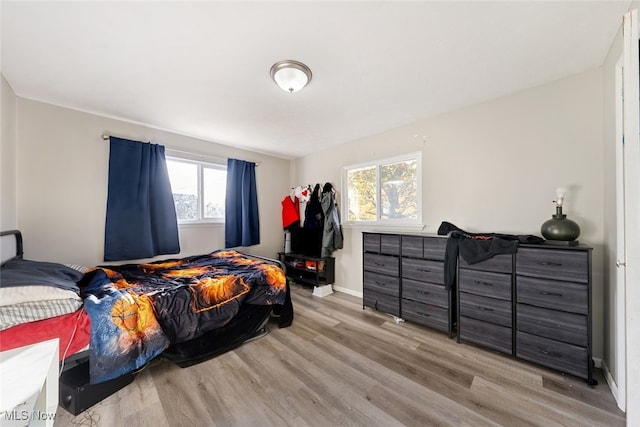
xmin=601 ymin=359 xmax=625 ymax=412
xmin=332 ymin=285 xmax=363 ymax=299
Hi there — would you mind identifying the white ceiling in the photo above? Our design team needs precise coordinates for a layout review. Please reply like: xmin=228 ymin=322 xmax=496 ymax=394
xmin=1 ymin=1 xmax=631 ymax=159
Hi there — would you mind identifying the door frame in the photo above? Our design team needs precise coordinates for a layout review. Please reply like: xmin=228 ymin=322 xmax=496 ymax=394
xmin=614 ymin=55 xmax=626 ymax=412
xmin=622 ymin=9 xmax=640 ymax=425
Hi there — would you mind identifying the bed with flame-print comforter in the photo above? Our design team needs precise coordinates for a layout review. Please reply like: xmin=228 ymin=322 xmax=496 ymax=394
xmin=79 ymin=250 xmax=286 ymax=384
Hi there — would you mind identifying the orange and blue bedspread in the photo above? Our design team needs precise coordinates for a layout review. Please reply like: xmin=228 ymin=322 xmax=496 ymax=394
xmin=80 ymin=250 xmax=286 ymax=384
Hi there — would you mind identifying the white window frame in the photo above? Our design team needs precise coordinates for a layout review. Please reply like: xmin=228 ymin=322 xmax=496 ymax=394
xmin=342 ymin=151 xmax=422 ymax=225
xmin=166 ymin=154 xmax=227 ymax=225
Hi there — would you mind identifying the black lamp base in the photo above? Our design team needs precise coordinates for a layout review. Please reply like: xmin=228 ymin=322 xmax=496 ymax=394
xmin=540 ymin=205 xmax=581 ymax=243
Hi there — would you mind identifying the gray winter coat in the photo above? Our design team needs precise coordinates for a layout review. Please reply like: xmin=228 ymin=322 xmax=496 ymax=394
xmin=321 ymin=191 xmax=343 ymax=257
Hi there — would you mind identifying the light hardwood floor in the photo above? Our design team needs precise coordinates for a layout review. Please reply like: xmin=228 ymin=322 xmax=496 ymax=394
xmin=55 ymin=285 xmax=625 ymax=426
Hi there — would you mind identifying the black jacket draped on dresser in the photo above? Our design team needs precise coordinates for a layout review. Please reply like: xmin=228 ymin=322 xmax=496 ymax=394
xmin=437 ymin=221 xmax=544 ymax=290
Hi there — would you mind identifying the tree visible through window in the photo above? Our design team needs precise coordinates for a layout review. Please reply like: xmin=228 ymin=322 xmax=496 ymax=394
xmin=166 ymin=158 xmax=226 ymax=222
xmin=347 ymin=166 xmax=376 ymax=221
xmin=345 ymin=153 xmax=420 ymax=223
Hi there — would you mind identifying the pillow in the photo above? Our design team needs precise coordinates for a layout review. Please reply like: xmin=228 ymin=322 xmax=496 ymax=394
xmin=0 ymin=258 xmax=83 ymax=293
xmin=0 ymin=286 xmax=81 ymax=307
xmin=63 ymin=263 xmax=90 ymax=273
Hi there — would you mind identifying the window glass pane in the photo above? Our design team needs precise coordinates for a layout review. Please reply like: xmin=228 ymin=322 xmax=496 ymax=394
xmin=381 ymin=160 xmax=417 ymax=220
xmin=347 ymin=166 xmax=377 ymax=221
xmin=203 ymin=167 xmax=226 ymax=219
xmin=166 ymin=159 xmax=198 ymax=220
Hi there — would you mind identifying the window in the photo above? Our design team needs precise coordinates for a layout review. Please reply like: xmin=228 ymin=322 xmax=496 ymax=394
xmin=343 ymin=152 xmax=421 ymax=223
xmin=166 ymin=157 xmax=226 ymax=222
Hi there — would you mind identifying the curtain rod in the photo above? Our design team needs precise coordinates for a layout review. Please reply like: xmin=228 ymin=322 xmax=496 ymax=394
xmin=100 ymin=133 xmax=260 ymax=166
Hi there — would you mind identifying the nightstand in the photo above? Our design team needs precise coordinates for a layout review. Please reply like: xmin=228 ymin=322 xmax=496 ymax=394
xmin=0 ymin=339 xmax=59 ymax=427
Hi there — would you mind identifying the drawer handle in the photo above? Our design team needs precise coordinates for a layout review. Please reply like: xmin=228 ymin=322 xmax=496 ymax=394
xmin=375 ymin=281 xmax=387 ymax=287
xmin=477 ymin=306 xmax=494 ymax=312
xmin=374 ymin=262 xmax=384 ymax=266
xmin=540 ymin=291 xmax=563 ymax=297
xmin=416 ymin=311 xmax=431 ymax=317
xmin=538 ymin=347 xmax=561 ymax=358
xmin=474 ymin=280 xmax=493 ymax=287
xmin=417 ymin=268 xmax=431 ymax=273
xmin=538 ymin=261 xmax=563 ymax=267
xmin=417 ymin=290 xmax=430 ymax=295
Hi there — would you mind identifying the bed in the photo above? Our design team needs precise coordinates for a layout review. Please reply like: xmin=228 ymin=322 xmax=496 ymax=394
xmin=0 ymin=231 xmax=91 ymax=363
xmin=0 ymin=230 xmax=293 ymax=387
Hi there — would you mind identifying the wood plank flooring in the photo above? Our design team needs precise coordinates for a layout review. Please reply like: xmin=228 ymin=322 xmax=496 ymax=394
xmin=55 ymin=285 xmax=625 ymax=426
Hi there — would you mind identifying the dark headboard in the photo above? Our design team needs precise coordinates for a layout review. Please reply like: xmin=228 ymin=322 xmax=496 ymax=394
xmin=1 ymin=230 xmax=23 ymax=265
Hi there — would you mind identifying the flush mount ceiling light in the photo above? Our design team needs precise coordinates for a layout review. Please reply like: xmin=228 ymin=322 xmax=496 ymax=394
xmin=270 ymin=60 xmax=312 ymax=93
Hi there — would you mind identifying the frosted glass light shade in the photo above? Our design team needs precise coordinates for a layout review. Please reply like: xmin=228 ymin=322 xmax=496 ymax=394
xmin=270 ymin=60 xmax=312 ymax=93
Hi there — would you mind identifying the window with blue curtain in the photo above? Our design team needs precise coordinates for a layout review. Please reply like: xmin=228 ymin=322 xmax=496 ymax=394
xmin=225 ymin=158 xmax=260 ymax=248
xmin=104 ymin=137 xmax=180 ymax=261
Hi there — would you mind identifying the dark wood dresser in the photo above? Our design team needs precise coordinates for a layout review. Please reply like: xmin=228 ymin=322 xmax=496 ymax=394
xmin=514 ymin=246 xmax=593 ymax=383
xmin=362 ymin=232 xmax=452 ymax=335
xmin=362 ymin=232 xmax=595 ymax=385
xmin=362 ymin=233 xmax=401 ymax=317
xmin=458 ymin=253 xmax=514 ymax=355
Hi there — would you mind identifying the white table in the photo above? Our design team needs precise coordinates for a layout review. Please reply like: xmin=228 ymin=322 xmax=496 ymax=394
xmin=0 ymin=339 xmax=59 ymax=427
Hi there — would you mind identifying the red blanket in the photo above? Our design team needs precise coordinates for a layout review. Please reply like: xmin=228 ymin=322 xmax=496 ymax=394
xmin=0 ymin=309 xmax=91 ymax=360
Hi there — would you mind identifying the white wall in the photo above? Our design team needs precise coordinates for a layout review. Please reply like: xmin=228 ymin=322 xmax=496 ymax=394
xmin=14 ymin=98 xmax=290 ymax=267
xmin=1 ymin=75 xmax=17 ymax=232
xmin=293 ymin=68 xmax=606 ymax=359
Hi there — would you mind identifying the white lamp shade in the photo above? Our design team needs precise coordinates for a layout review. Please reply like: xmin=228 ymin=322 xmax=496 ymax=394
xmin=270 ymin=60 xmax=312 ymax=93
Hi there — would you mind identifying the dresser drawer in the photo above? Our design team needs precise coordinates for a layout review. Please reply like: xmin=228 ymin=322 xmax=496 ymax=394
xmin=517 ymin=276 xmax=587 ymax=315
xmin=363 ymin=233 xmax=381 ymax=253
xmin=401 ymin=235 xmax=424 ymax=258
xmin=401 ymin=235 xmax=446 ymax=260
xmin=458 ymin=269 xmax=511 ymax=300
xmin=516 ymin=248 xmax=588 ymax=283
xmin=460 ymin=292 xmax=512 ymax=327
xmin=424 ymin=237 xmax=446 ymax=261
xmin=381 ymin=234 xmax=401 ymax=255
xmin=363 ymin=270 xmax=399 ymax=297
xmin=459 ymin=253 xmax=513 ymax=273
xmin=363 ymin=289 xmax=400 ymax=317
xmin=402 ymin=258 xmax=444 ymax=284
xmin=516 ymin=331 xmax=588 ymax=379
xmin=402 ymin=278 xmax=448 ymax=308
xmin=517 ymin=304 xmax=587 ymax=347
xmin=459 ymin=316 xmax=512 ymax=355
xmin=401 ymin=299 xmax=449 ymax=332
xmin=364 ymin=253 xmax=399 ymax=276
